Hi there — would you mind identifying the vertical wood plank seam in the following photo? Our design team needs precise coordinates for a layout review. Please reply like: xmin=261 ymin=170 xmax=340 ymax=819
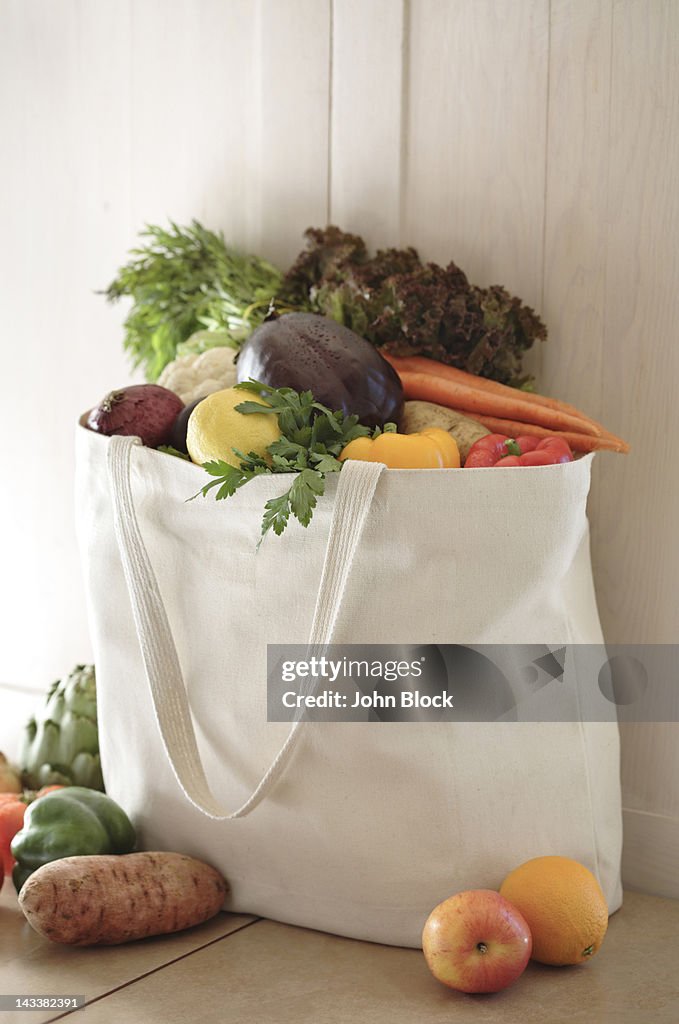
xmin=128 ymin=0 xmax=134 ymax=239
xmin=596 ymin=0 xmax=616 ymax=538
xmin=602 ymin=0 xmax=615 ymax=390
xmin=326 ymin=0 xmax=334 ymax=224
xmin=398 ymin=0 xmax=410 ymax=246
xmin=540 ymin=0 xmax=552 ymax=327
xmin=253 ymin=0 xmax=264 ymax=253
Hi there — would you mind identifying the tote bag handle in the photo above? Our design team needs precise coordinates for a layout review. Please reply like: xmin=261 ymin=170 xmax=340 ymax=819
xmin=107 ymin=435 xmax=384 ymax=820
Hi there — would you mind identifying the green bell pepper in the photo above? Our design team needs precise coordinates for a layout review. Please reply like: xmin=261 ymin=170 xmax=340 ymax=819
xmin=11 ymin=786 xmax=136 ymax=891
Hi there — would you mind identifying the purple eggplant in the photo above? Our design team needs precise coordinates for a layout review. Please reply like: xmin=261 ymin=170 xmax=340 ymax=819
xmin=236 ymin=313 xmax=403 ymax=428
xmin=167 ymin=396 xmax=206 ymax=453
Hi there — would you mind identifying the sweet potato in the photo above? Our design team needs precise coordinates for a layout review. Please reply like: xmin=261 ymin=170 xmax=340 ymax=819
xmin=19 ymin=852 xmax=228 ymax=946
xmin=401 ymin=400 xmax=490 ymax=462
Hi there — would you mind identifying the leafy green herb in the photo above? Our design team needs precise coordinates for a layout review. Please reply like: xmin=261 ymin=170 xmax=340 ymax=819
xmin=193 ymin=381 xmax=385 ymax=544
xmin=103 ymin=220 xmax=285 ymax=381
xmin=279 ymin=226 xmax=547 ymax=388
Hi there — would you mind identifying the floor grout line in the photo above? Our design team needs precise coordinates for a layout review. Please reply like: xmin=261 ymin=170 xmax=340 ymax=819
xmin=43 ymin=917 xmax=263 ymax=1023
xmin=0 ymin=681 xmax=43 ymax=695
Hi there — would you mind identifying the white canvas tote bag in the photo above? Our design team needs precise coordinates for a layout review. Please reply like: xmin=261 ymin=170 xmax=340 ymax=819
xmin=75 ymin=424 xmax=623 ymax=948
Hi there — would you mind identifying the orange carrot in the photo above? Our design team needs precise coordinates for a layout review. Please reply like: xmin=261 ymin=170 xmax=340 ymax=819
xmin=385 ymin=353 xmax=608 ymax=436
xmin=457 ymin=412 xmax=630 ymax=454
xmin=397 ymin=371 xmax=602 ymax=437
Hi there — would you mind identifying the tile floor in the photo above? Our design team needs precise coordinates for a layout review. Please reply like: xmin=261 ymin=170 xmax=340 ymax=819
xmin=1 ymin=885 xmax=678 ymax=1023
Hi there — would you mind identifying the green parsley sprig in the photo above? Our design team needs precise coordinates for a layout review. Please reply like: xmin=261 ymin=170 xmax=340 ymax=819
xmin=193 ymin=381 xmax=394 ymax=543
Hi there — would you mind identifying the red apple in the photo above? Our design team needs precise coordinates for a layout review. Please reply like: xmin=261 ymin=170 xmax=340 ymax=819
xmin=422 ymin=889 xmax=532 ymax=994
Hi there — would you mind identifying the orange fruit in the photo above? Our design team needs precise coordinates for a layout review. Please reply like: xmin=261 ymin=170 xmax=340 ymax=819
xmin=499 ymin=856 xmax=608 ymax=966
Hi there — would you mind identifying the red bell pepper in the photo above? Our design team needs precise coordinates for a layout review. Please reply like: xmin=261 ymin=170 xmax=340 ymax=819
xmin=465 ymin=433 xmax=574 ymax=468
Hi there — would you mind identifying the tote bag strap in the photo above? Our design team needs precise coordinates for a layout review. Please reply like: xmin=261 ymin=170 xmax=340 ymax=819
xmin=107 ymin=435 xmax=384 ymax=820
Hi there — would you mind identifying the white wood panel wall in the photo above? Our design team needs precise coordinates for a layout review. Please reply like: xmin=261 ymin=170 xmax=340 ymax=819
xmin=331 ymin=0 xmax=405 ymax=245
xmin=1 ymin=0 xmax=677 ymax=897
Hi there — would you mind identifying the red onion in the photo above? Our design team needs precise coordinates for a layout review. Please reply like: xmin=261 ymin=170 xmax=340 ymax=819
xmin=87 ymin=384 xmax=184 ymax=448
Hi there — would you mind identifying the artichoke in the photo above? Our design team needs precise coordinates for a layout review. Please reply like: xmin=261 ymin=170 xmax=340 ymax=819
xmin=20 ymin=665 xmax=104 ymax=791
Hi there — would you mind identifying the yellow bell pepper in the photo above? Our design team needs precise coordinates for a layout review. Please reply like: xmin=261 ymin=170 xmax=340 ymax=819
xmin=339 ymin=428 xmax=460 ymax=469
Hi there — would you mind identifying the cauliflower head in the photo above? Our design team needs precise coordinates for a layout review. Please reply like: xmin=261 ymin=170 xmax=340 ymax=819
xmin=158 ymin=346 xmax=238 ymax=404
